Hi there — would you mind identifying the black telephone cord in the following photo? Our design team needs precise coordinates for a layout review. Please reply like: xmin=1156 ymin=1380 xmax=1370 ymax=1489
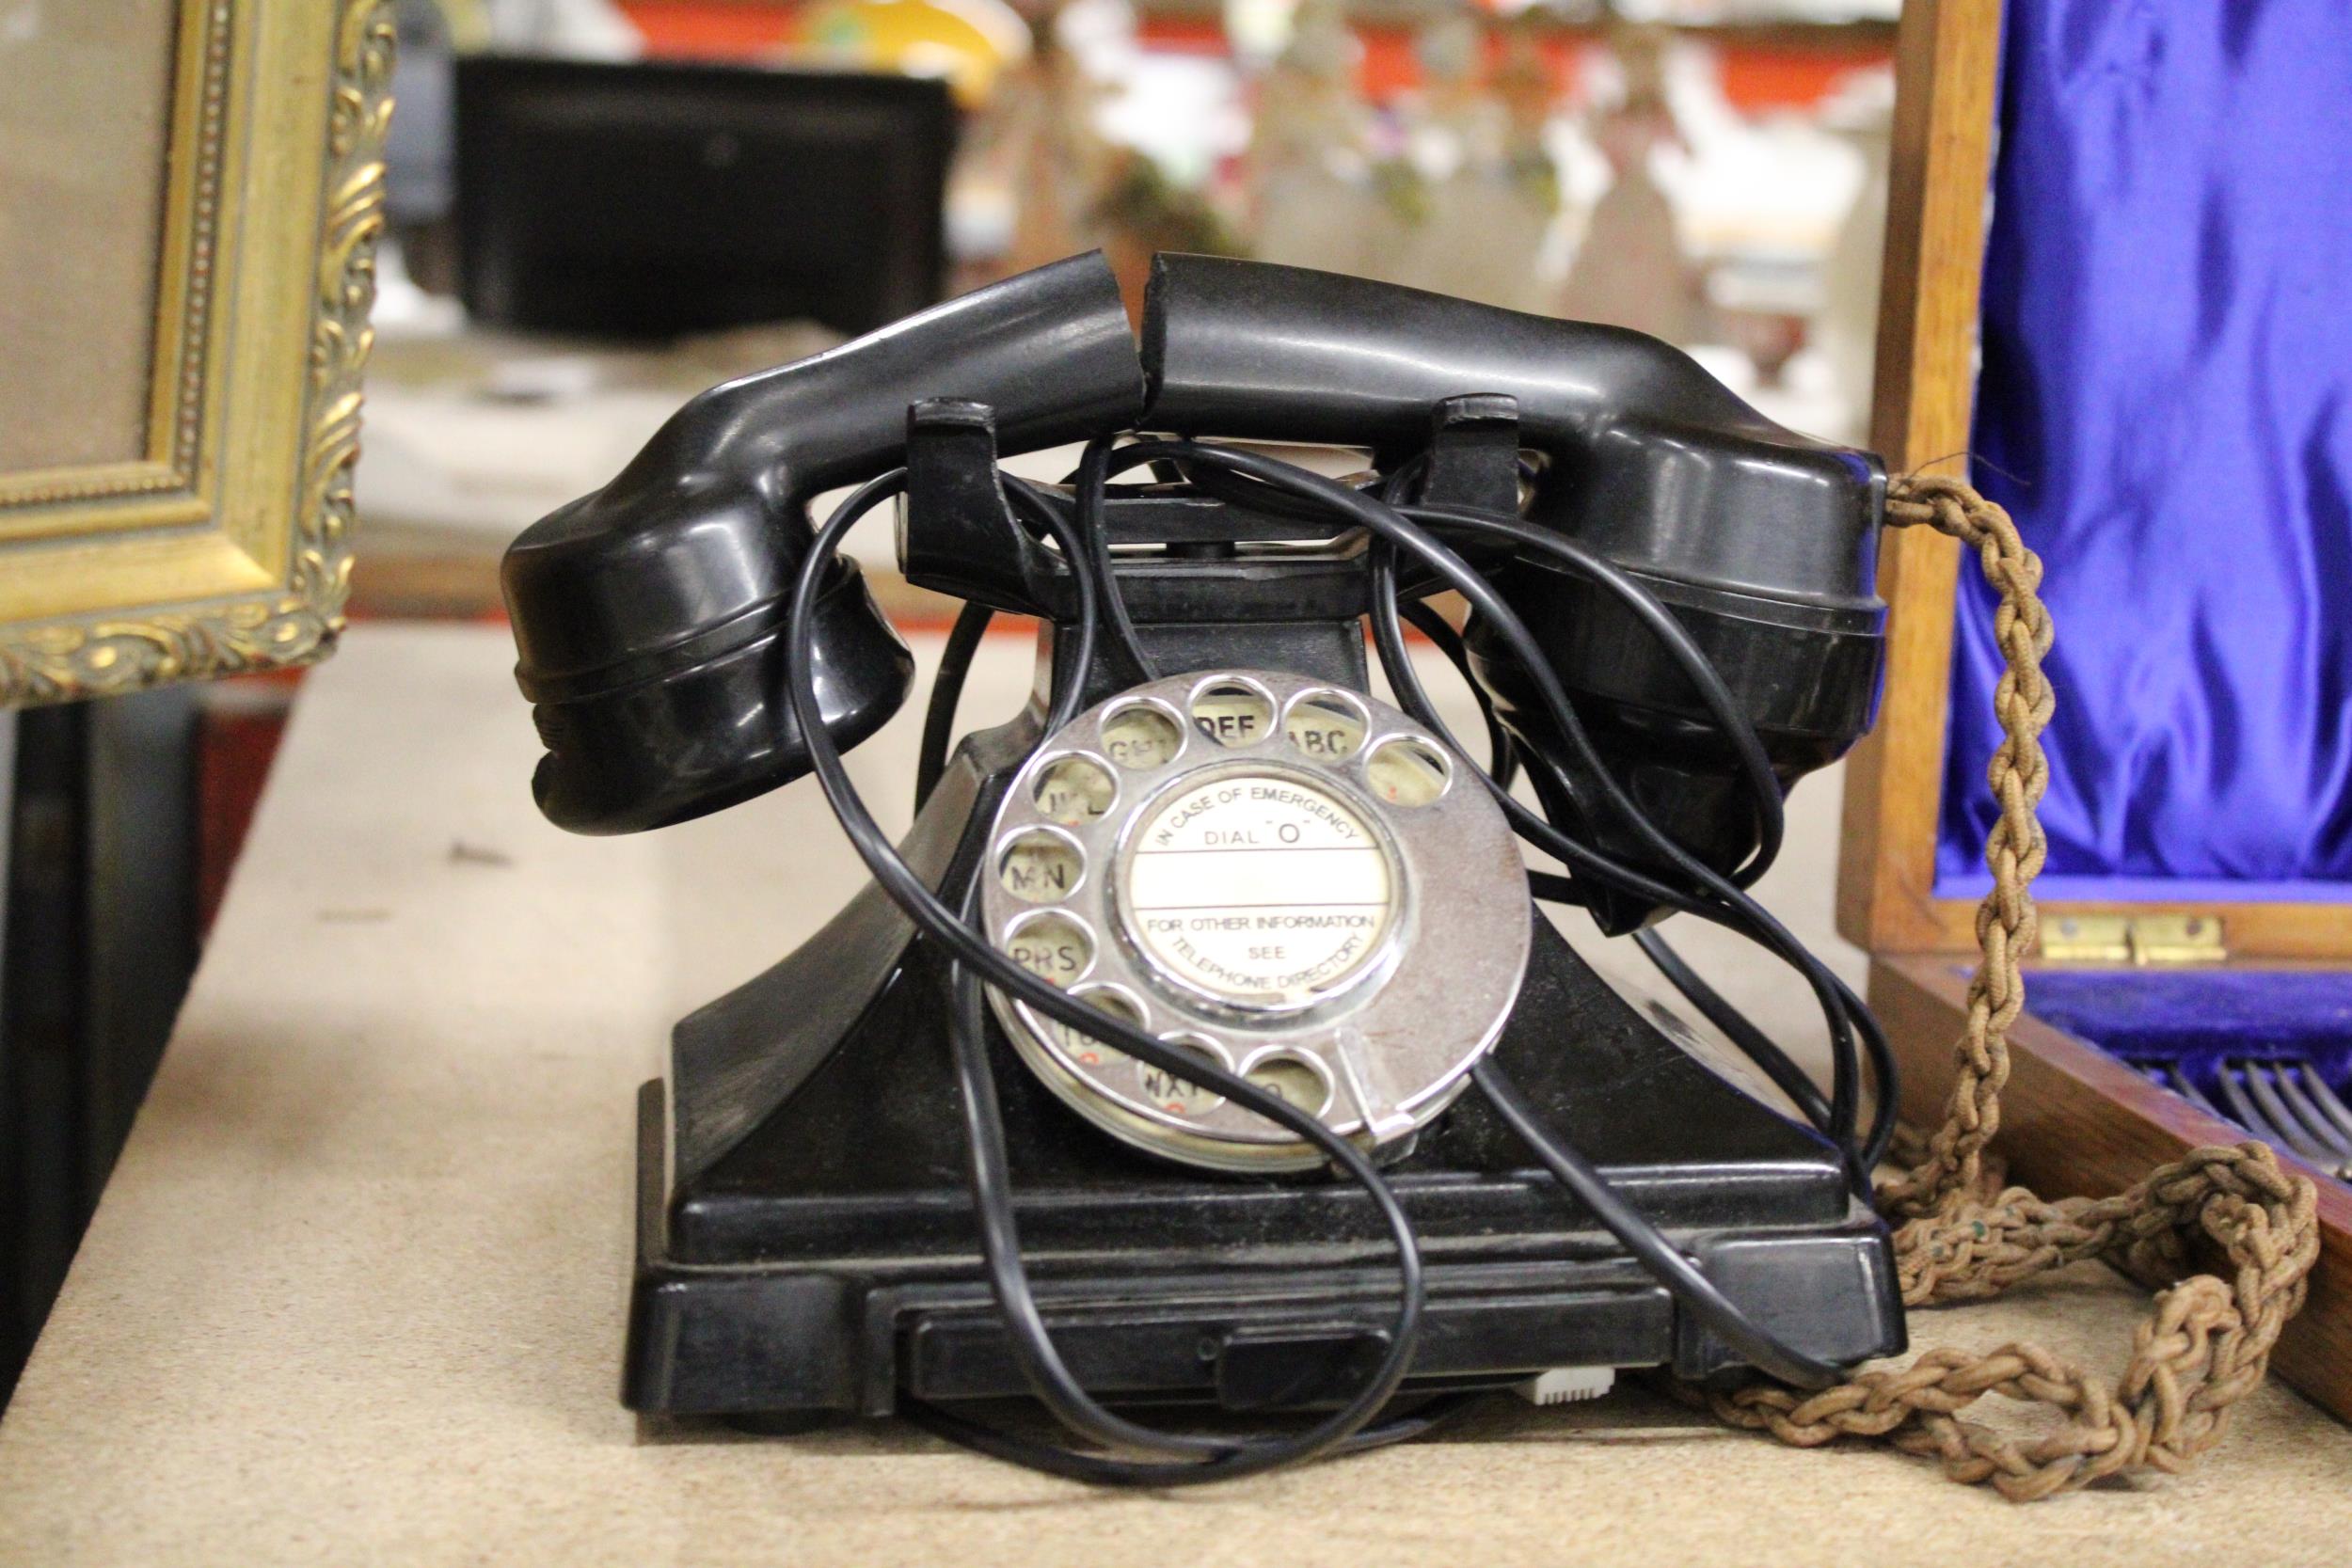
xmin=1365 ymin=590 xmax=1846 ymax=1150
xmin=1025 ymin=436 xmax=1891 ymax=1203
xmin=1393 ymin=598 xmax=1519 ymax=794
xmin=1064 ymin=441 xmax=1880 ymax=1217
xmin=1470 ymin=1055 xmax=1844 ymax=1386
xmin=941 ymin=888 xmax=1471 ymax=1481
xmin=1366 ymin=515 xmax=1870 ymax=1155
xmin=918 ymin=468 xmax=1823 ymax=1136
xmin=898 ymin=1388 xmax=1484 ymax=1485
xmin=1071 ymin=435 xmax=1162 ymax=685
xmin=792 ymin=441 xmax=1891 ymax=1484
xmin=1109 ymin=441 xmax=1890 ymax=1208
xmin=1368 ymin=569 xmax=1896 ymax=1171
xmin=900 ymin=504 xmax=1851 ymax=1158
xmin=1359 ymin=538 xmax=1871 ymax=1191
xmin=1057 ymin=448 xmax=1885 ymax=1303
xmin=786 ymin=471 xmax=1438 ymax=1482
xmin=1150 ymin=446 xmax=1873 ymax=1179
xmin=1370 ymin=574 xmax=1896 ymax=1180
xmin=914 ymin=600 xmax=994 ymax=812
xmin=1365 ymin=479 xmax=1895 ymax=1168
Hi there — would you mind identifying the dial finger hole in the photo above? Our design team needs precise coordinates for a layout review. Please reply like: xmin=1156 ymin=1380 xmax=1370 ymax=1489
xmin=1032 ymin=755 xmax=1116 ymax=825
xmin=1364 ymin=736 xmax=1451 ymax=806
xmin=1003 ymin=911 xmax=1093 ymax=987
xmin=1190 ymin=679 xmax=1274 ymax=748
xmin=1241 ymin=1052 xmax=1332 ymax=1118
xmin=1100 ymin=703 xmax=1185 ymax=770
xmin=1042 ymin=985 xmax=1145 ymax=1069
xmin=1283 ymin=689 xmax=1368 ymax=761
xmin=1136 ymin=1033 xmax=1230 ymax=1118
xmin=997 ymin=828 xmax=1086 ymax=903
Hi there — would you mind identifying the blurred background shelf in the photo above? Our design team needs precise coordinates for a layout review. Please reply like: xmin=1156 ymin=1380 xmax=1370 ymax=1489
xmin=358 ymin=0 xmax=1898 ymax=620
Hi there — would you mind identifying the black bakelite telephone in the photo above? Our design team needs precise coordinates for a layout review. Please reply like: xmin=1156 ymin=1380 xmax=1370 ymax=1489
xmin=502 ymin=251 xmax=1904 ymax=1481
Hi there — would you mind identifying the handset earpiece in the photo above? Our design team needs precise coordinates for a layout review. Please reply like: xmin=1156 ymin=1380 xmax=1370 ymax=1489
xmin=1140 ymin=253 xmax=1886 ymax=927
xmin=501 ymin=251 xmax=1146 ymax=835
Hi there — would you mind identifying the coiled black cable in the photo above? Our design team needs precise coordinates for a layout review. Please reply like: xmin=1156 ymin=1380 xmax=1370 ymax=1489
xmin=789 ymin=436 xmax=1897 ymax=1484
xmin=1071 ymin=435 xmax=1161 ymax=685
xmin=902 ymin=496 xmax=1855 ymax=1159
xmin=940 ymin=882 xmax=1471 ymax=1481
xmin=1374 ymin=569 xmax=1892 ymax=1186
xmin=902 ymin=521 xmax=1869 ymax=1170
xmin=914 ymin=601 xmax=994 ymax=812
xmin=1470 ymin=1056 xmax=1844 ymax=1386
xmin=786 ymin=472 xmax=1438 ymax=1483
xmin=1128 ymin=440 xmax=1877 ymax=1190
xmin=1095 ymin=440 xmax=1881 ymax=1276
xmin=1360 ymin=473 xmax=1892 ymax=1174
xmin=1371 ymin=494 xmax=1898 ymax=1168
xmin=1394 ymin=598 xmax=1518 ymax=794
xmin=1357 ymin=543 xmax=1850 ymax=1161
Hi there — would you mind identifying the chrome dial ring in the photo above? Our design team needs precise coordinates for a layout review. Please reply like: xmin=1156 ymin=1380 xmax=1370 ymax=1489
xmin=980 ymin=669 xmax=1532 ymax=1173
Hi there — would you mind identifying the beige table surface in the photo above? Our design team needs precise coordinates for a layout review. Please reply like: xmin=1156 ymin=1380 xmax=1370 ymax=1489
xmin=4 ymin=622 xmax=2349 ymax=1566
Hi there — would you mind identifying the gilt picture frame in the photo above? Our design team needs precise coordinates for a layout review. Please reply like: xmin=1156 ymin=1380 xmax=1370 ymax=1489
xmin=0 ymin=0 xmax=393 ymax=706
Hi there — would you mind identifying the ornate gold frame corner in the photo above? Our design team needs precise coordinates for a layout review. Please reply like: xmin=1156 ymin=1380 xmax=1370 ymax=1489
xmin=0 ymin=0 xmax=395 ymax=707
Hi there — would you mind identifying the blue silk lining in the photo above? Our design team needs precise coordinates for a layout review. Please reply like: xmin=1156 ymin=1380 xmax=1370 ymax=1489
xmin=1999 ymin=968 xmax=2352 ymax=1087
xmin=1934 ymin=0 xmax=2352 ymax=901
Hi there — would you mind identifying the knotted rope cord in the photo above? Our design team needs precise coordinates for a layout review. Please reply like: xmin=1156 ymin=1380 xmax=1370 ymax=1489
xmin=1699 ymin=472 xmax=2323 ymax=1501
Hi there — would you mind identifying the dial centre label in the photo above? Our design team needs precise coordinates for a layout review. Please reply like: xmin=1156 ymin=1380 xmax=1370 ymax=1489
xmin=1122 ymin=772 xmax=1396 ymax=1006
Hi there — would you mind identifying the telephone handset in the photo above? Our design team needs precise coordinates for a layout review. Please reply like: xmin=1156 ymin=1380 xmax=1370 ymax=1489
xmin=503 ymin=252 xmax=1900 ymax=1479
xmin=502 ymin=252 xmax=1142 ymax=835
xmin=1144 ymin=256 xmax=1884 ymax=932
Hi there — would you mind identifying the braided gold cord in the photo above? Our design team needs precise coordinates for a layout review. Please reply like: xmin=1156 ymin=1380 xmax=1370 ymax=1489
xmin=1701 ymin=472 xmax=2323 ymax=1501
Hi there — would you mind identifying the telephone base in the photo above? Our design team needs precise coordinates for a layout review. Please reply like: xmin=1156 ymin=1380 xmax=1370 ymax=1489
xmin=619 ymin=920 xmax=1906 ymax=1421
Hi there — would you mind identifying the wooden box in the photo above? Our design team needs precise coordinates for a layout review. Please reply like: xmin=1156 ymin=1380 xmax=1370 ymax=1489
xmin=1840 ymin=0 xmax=2352 ymax=1419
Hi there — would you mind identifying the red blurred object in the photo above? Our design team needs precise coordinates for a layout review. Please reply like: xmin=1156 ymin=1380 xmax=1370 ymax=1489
xmin=1717 ymin=42 xmax=1887 ymax=110
xmin=623 ymin=0 xmax=798 ymax=56
xmin=619 ymin=2 xmax=1883 ymax=113
xmin=194 ymin=670 xmax=304 ymax=942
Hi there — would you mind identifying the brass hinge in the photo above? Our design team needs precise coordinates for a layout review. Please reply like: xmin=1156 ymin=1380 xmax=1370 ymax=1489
xmin=2041 ymin=913 xmax=2228 ymax=965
